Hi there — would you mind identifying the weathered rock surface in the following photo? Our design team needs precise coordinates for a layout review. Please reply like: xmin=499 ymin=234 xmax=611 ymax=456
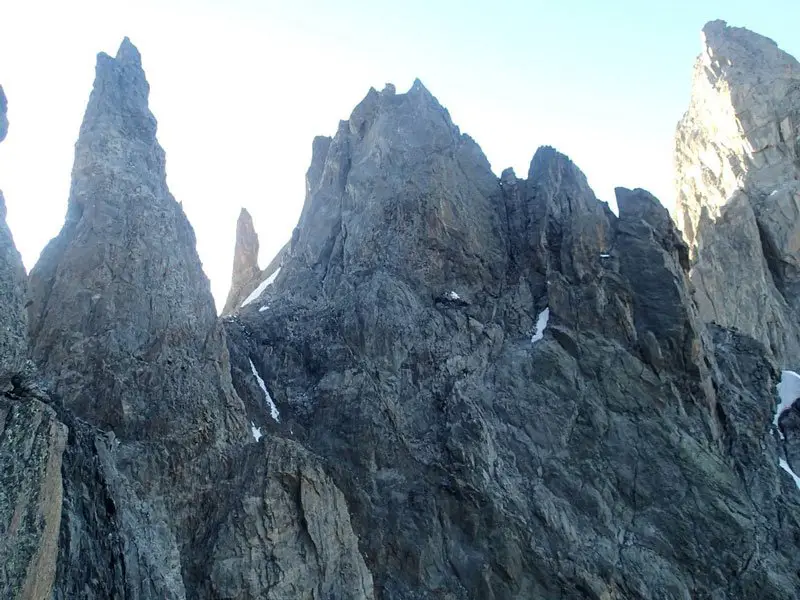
xmin=2 ymin=21 xmax=800 ymax=600
xmin=222 ymin=207 xmax=263 ymax=314
xmin=192 ymin=437 xmax=373 ymax=600
xmin=0 ymin=391 xmax=67 ymax=600
xmin=225 ymin=79 xmax=800 ymax=598
xmin=675 ymin=20 xmax=800 ymax=365
xmin=15 ymin=38 xmax=368 ymax=600
xmin=28 ymin=38 xmax=247 ymax=448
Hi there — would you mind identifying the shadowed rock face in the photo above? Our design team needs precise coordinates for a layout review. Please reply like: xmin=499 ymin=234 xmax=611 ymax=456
xmin=28 ymin=38 xmax=246 ymax=448
xmin=675 ymin=20 xmax=800 ymax=365
xmin=16 ymin=39 xmax=369 ymax=600
xmin=224 ymin=79 xmax=800 ymax=598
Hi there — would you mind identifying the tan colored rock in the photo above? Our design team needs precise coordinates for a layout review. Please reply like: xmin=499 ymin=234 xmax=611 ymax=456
xmin=206 ymin=438 xmax=374 ymax=600
xmin=0 ymin=397 xmax=67 ymax=600
xmin=675 ymin=20 xmax=800 ymax=364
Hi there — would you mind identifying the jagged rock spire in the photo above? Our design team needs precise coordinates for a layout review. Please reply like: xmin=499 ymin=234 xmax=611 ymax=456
xmin=28 ymin=38 xmax=246 ymax=445
xmin=285 ymin=79 xmax=507 ymax=302
xmin=675 ymin=20 xmax=800 ymax=364
xmin=221 ymin=207 xmax=262 ymax=315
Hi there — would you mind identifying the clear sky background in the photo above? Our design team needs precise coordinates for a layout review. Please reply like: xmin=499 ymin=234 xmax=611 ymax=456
xmin=1 ymin=1 xmax=798 ymax=310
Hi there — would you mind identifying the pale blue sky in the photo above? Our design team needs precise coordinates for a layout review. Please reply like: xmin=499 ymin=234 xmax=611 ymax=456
xmin=1 ymin=1 xmax=798 ymax=308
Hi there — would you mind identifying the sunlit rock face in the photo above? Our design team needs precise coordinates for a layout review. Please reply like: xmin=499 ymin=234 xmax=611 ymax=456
xmin=675 ymin=20 xmax=800 ymax=365
xmin=222 ymin=207 xmax=267 ymax=315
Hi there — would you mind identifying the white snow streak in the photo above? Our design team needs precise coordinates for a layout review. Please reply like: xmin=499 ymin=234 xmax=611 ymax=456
xmin=241 ymin=267 xmax=282 ymax=307
xmin=531 ymin=307 xmax=550 ymax=344
xmin=259 ymin=305 xmax=269 ymax=312
xmin=774 ymin=371 xmax=800 ymax=439
xmin=250 ymin=422 xmax=263 ymax=442
xmin=249 ymin=358 xmax=280 ymax=422
xmin=447 ymin=290 xmax=461 ymax=301
xmin=779 ymin=458 xmax=800 ymax=490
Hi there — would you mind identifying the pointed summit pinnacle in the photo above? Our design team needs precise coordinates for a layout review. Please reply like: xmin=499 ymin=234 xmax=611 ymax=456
xmin=115 ymin=36 xmax=142 ymax=66
xmin=222 ymin=208 xmax=263 ymax=315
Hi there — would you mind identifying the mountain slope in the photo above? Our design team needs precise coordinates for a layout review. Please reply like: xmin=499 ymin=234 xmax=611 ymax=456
xmin=224 ymin=77 xmax=800 ymax=598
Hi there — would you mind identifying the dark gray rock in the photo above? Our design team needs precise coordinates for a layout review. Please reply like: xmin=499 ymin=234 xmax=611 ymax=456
xmin=19 ymin=38 xmax=370 ymax=600
xmin=3 ymin=23 xmax=800 ymax=600
xmin=191 ymin=437 xmax=373 ymax=599
xmin=0 ymin=390 xmax=67 ymax=600
xmin=225 ymin=81 xmax=800 ymax=598
xmin=28 ymin=38 xmax=246 ymax=448
xmin=26 ymin=39 xmax=248 ymax=599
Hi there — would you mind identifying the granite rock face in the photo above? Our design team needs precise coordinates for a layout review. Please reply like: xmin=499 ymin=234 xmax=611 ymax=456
xmin=675 ymin=20 xmax=800 ymax=365
xmin=224 ymin=80 xmax=800 ymax=598
xmin=222 ymin=207 xmax=263 ymax=314
xmin=193 ymin=437 xmax=374 ymax=600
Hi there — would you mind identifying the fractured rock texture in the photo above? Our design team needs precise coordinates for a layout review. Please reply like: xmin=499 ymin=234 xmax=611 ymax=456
xmin=2 ymin=21 xmax=800 ymax=600
xmin=28 ymin=38 xmax=246 ymax=447
xmin=225 ymin=80 xmax=800 ymax=598
xmin=675 ymin=20 xmax=800 ymax=365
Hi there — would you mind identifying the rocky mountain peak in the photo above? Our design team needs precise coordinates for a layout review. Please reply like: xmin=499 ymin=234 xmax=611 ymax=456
xmin=221 ymin=207 xmax=263 ymax=314
xmin=675 ymin=20 xmax=800 ymax=364
xmin=115 ymin=36 xmax=142 ymax=65
xmin=4 ymin=22 xmax=800 ymax=600
xmin=28 ymin=37 xmax=245 ymax=445
xmin=701 ymin=20 xmax=798 ymax=81
xmin=280 ymin=79 xmax=505 ymax=306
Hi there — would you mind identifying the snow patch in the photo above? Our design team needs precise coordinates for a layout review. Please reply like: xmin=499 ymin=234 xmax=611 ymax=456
xmin=250 ymin=422 xmax=263 ymax=442
xmin=259 ymin=305 xmax=269 ymax=312
xmin=447 ymin=290 xmax=461 ymax=301
xmin=600 ymin=253 xmax=610 ymax=258
xmin=249 ymin=358 xmax=280 ymax=422
xmin=779 ymin=458 xmax=800 ymax=490
xmin=531 ymin=307 xmax=550 ymax=344
xmin=241 ymin=267 xmax=282 ymax=307
xmin=774 ymin=371 xmax=800 ymax=439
